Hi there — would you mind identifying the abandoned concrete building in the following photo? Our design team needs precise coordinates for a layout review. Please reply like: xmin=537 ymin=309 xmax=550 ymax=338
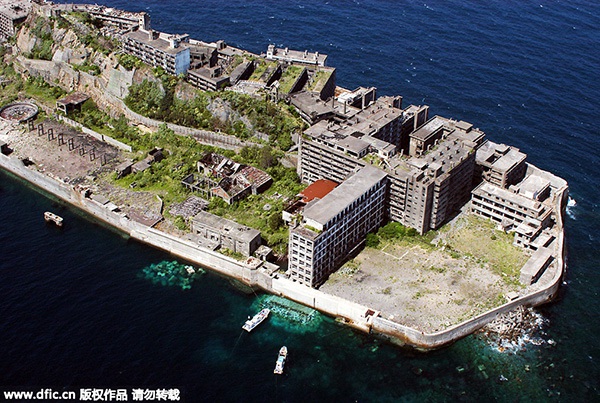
xmin=121 ymin=29 xmax=190 ymax=76
xmin=288 ymin=166 xmax=387 ymax=287
xmin=474 ymin=140 xmax=527 ymax=188
xmin=3 ymin=3 xmax=566 ymax=290
xmin=56 ymin=92 xmax=90 ymax=115
xmin=186 ymin=39 xmax=249 ymax=91
xmin=299 ymin=109 xmax=488 ymax=236
xmin=282 ymin=178 xmax=338 ymax=224
xmin=292 ymin=84 xmax=565 ymax=287
xmin=0 ymin=0 xmax=29 ymax=39
xmin=470 ymin=166 xmax=560 ymax=250
xmin=190 ymin=211 xmax=261 ymax=257
xmin=266 ymin=44 xmax=327 ymax=67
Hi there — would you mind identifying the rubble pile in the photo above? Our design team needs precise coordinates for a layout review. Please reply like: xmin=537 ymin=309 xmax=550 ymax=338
xmin=478 ymin=306 xmax=548 ymax=351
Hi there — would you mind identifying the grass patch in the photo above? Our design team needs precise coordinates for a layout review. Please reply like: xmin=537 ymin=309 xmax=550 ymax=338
xmin=443 ymin=215 xmax=528 ymax=286
xmin=219 ymin=248 xmax=245 ymax=261
xmin=307 ymin=70 xmax=332 ymax=92
xmin=278 ymin=66 xmax=304 ymax=94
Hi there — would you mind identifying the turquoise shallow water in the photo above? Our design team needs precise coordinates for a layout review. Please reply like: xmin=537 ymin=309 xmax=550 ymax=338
xmin=2 ymin=0 xmax=600 ymax=401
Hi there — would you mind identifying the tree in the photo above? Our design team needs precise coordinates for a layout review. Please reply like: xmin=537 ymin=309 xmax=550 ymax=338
xmin=259 ymin=145 xmax=275 ymax=169
xmin=268 ymin=213 xmax=283 ymax=231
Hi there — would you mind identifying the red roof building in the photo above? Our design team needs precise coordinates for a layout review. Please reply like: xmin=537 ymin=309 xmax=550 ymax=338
xmin=299 ymin=179 xmax=338 ymax=203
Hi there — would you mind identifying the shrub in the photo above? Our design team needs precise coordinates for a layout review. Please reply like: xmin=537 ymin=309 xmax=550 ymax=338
xmin=365 ymin=233 xmax=380 ymax=248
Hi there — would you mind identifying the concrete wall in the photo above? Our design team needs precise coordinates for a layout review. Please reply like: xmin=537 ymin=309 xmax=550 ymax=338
xmin=0 ymin=152 xmax=254 ymax=283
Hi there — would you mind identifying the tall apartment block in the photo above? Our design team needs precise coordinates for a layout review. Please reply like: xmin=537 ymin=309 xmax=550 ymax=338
xmin=288 ymin=166 xmax=387 ymax=287
xmin=299 ymin=106 xmax=481 ymax=234
xmin=121 ymin=29 xmax=190 ymax=76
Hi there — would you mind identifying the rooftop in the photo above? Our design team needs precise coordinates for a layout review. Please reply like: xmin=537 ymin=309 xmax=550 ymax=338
xmin=474 ymin=181 xmax=543 ymax=212
xmin=410 ymin=116 xmax=446 ymax=141
xmin=0 ymin=1 xmax=29 ymax=20
xmin=299 ymin=179 xmax=338 ymax=203
xmin=57 ymin=92 xmax=90 ymax=107
xmin=124 ymin=29 xmax=189 ymax=55
xmin=476 ymin=141 xmax=527 ymax=172
xmin=267 ymin=45 xmax=327 ymax=66
xmin=517 ymin=174 xmax=551 ymax=200
xmin=193 ymin=211 xmax=260 ymax=243
xmin=303 ymin=166 xmax=387 ymax=225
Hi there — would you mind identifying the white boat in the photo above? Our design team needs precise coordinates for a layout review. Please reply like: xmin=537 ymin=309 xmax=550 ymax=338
xmin=274 ymin=346 xmax=287 ymax=374
xmin=242 ymin=308 xmax=270 ymax=332
xmin=44 ymin=211 xmax=63 ymax=227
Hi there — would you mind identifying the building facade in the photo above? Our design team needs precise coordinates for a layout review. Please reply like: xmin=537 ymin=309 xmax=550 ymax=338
xmin=121 ymin=29 xmax=190 ymax=76
xmin=298 ymin=111 xmax=479 ymax=235
xmin=288 ymin=166 xmax=388 ymax=287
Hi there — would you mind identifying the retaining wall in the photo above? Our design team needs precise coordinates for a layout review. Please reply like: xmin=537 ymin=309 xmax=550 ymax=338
xmin=102 ymin=93 xmax=248 ymax=151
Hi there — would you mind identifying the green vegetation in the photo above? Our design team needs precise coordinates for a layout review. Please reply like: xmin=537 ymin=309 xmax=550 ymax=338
xmin=207 ymin=164 xmax=303 ymax=254
xmin=0 ymin=55 xmax=66 ymax=105
xmin=112 ymin=123 xmax=221 ymax=207
xmin=219 ymin=248 xmax=245 ymax=261
xmin=7 ymin=14 xmax=308 ymax=254
xmin=365 ymin=221 xmax=427 ymax=249
xmin=224 ymin=55 xmax=246 ymax=75
xmin=428 ymin=265 xmax=447 ymax=274
xmin=442 ymin=215 xmax=528 ymax=286
xmin=73 ymin=61 xmax=101 ymax=76
xmin=26 ymin=17 xmax=54 ymax=60
xmin=278 ymin=66 xmax=304 ymax=94
xmin=248 ymin=60 xmax=275 ymax=81
xmin=24 ymin=76 xmax=66 ymax=105
xmin=63 ymin=11 xmax=116 ymax=55
xmin=125 ymin=78 xmax=215 ymax=130
xmin=307 ymin=70 xmax=332 ymax=92
xmin=117 ymin=53 xmax=143 ymax=71
xmin=220 ymin=91 xmax=304 ymax=150
xmin=124 ymin=78 xmax=304 ymax=150
xmin=365 ymin=232 xmax=380 ymax=248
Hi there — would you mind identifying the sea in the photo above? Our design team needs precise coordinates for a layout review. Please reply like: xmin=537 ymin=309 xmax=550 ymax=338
xmin=1 ymin=0 xmax=599 ymax=401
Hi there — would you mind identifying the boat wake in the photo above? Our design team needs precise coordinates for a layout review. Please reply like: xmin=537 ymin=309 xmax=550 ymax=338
xmin=566 ymin=196 xmax=577 ymax=220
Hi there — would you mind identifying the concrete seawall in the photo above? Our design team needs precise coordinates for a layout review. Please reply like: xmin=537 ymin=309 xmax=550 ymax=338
xmin=0 ymin=151 xmax=568 ymax=350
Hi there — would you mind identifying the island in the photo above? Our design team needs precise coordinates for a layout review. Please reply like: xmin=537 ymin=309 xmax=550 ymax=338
xmin=0 ymin=0 xmax=568 ymax=350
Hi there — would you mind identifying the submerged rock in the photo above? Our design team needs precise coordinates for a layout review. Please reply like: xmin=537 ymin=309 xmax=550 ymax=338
xmin=140 ymin=260 xmax=205 ymax=290
xmin=252 ymin=295 xmax=323 ymax=333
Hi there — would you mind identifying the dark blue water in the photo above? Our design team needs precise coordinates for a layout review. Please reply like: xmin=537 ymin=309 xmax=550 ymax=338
xmin=2 ymin=0 xmax=600 ymax=401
